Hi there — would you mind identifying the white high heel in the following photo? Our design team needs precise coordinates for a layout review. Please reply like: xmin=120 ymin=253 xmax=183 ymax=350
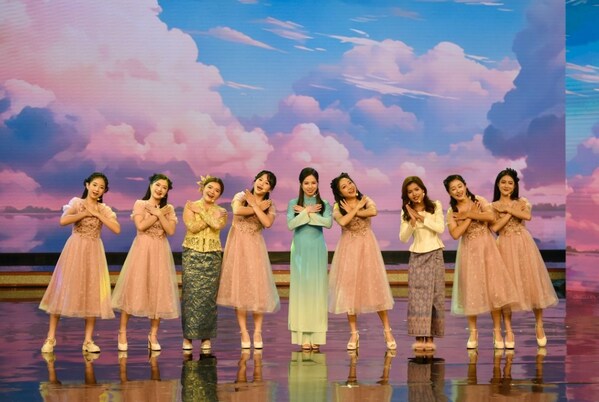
xmin=347 ymin=331 xmax=360 ymax=350
xmin=466 ymin=329 xmax=478 ymax=349
xmin=383 ymin=328 xmax=397 ymax=350
xmin=536 ymin=324 xmax=547 ymax=347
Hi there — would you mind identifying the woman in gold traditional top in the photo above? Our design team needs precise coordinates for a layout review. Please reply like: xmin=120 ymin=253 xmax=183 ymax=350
xmin=181 ymin=175 xmax=228 ymax=352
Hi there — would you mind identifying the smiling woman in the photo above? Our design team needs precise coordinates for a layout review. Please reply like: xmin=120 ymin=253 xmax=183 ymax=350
xmin=39 ymin=172 xmax=121 ymax=354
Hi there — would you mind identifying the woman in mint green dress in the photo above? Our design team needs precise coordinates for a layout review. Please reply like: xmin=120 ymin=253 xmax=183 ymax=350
xmin=287 ymin=167 xmax=333 ymax=350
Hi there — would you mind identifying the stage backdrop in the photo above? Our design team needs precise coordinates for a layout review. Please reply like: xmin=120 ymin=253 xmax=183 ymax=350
xmin=0 ymin=0 xmax=569 ymax=254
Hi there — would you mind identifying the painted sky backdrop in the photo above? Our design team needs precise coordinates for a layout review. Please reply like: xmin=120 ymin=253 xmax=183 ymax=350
xmin=1 ymin=0 xmax=589 ymax=253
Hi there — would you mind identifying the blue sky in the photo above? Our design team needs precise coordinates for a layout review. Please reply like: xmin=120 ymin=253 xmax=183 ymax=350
xmin=160 ymin=0 xmax=530 ymax=118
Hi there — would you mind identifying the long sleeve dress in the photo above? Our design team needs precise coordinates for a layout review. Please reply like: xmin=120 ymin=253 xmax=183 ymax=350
xmin=181 ymin=199 xmax=228 ymax=340
xmin=399 ymin=200 xmax=446 ymax=337
xmin=111 ymin=200 xmax=180 ymax=319
xmin=40 ymin=197 xmax=115 ymax=319
xmin=287 ymin=197 xmax=332 ymax=346
xmin=217 ymin=192 xmax=280 ymax=313
xmin=492 ymin=198 xmax=558 ymax=311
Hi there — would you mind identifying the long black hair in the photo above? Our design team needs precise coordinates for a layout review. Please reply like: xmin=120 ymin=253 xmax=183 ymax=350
xmin=330 ymin=172 xmax=363 ymax=216
xmin=244 ymin=170 xmax=277 ymax=211
xmin=142 ymin=173 xmax=173 ymax=208
xmin=401 ymin=176 xmax=436 ymax=221
xmin=493 ymin=168 xmax=520 ymax=202
xmin=442 ymin=174 xmax=476 ymax=212
xmin=81 ymin=172 xmax=109 ymax=203
xmin=296 ymin=167 xmax=325 ymax=215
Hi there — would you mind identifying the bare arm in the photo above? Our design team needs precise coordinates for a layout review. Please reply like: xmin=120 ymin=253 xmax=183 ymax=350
xmin=334 ymin=197 xmax=368 ymax=227
xmin=249 ymin=196 xmax=275 ymax=229
xmin=90 ymin=204 xmax=121 ymax=234
xmin=447 ymin=208 xmax=472 ymax=240
xmin=356 ymin=197 xmax=377 ymax=218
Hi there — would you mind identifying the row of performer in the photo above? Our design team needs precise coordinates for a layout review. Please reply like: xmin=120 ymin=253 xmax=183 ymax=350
xmin=39 ymin=167 xmax=558 ymax=355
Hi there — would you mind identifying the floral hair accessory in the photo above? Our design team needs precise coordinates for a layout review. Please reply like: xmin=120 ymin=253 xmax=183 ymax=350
xmin=197 ymin=174 xmax=213 ymax=192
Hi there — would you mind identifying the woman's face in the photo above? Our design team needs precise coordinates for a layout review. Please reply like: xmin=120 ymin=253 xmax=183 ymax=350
xmin=151 ymin=179 xmax=170 ymax=200
xmin=406 ymin=182 xmax=424 ymax=205
xmin=302 ymin=175 xmax=318 ymax=197
xmin=447 ymin=179 xmax=467 ymax=201
xmin=85 ymin=178 xmax=107 ymax=201
xmin=338 ymin=177 xmax=357 ymax=199
xmin=253 ymin=174 xmax=272 ymax=196
xmin=202 ymin=181 xmax=222 ymax=204
xmin=498 ymin=175 xmax=515 ymax=198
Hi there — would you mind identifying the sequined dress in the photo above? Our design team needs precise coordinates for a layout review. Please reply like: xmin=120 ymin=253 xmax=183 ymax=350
xmin=217 ymin=192 xmax=280 ymax=313
xmin=449 ymin=197 xmax=519 ymax=316
xmin=111 ymin=200 xmax=180 ymax=319
xmin=493 ymin=198 xmax=558 ymax=311
xmin=181 ymin=199 xmax=227 ymax=339
xmin=328 ymin=205 xmax=394 ymax=314
xmin=39 ymin=197 xmax=115 ymax=318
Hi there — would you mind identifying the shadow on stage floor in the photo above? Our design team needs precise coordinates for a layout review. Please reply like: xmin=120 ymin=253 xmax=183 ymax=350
xmin=1 ymin=294 xmax=598 ymax=401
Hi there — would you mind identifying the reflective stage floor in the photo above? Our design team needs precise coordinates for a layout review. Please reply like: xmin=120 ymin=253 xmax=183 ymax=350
xmin=1 ymin=295 xmax=598 ymax=401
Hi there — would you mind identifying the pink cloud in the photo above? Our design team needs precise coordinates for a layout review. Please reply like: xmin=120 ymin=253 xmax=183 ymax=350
xmin=0 ymin=79 xmax=55 ymax=118
xmin=1 ymin=0 xmax=273 ymax=187
xmin=332 ymin=38 xmax=518 ymax=121
xmin=353 ymin=98 xmax=420 ymax=131
xmin=567 ymin=168 xmax=599 ymax=251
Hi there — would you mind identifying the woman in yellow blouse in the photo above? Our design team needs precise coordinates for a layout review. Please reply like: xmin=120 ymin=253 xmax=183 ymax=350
xmin=181 ymin=175 xmax=228 ymax=352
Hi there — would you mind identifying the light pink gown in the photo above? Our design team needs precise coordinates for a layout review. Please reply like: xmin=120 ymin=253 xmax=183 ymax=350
xmin=328 ymin=206 xmax=394 ymax=315
xmin=493 ymin=198 xmax=558 ymax=311
xmin=217 ymin=192 xmax=280 ymax=313
xmin=111 ymin=200 xmax=180 ymax=319
xmin=449 ymin=197 xmax=519 ymax=316
xmin=40 ymin=197 xmax=115 ymax=318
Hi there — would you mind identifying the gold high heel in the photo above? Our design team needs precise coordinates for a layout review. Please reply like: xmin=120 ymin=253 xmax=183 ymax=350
xmin=493 ymin=328 xmax=505 ymax=349
xmin=148 ymin=333 xmax=161 ymax=351
xmin=504 ymin=330 xmax=515 ymax=349
xmin=347 ymin=331 xmax=360 ymax=350
xmin=536 ymin=324 xmax=547 ymax=347
xmin=383 ymin=328 xmax=397 ymax=350
xmin=466 ymin=329 xmax=478 ymax=349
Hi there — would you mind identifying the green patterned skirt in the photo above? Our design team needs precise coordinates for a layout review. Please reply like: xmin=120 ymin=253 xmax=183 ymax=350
xmin=182 ymin=248 xmax=222 ymax=339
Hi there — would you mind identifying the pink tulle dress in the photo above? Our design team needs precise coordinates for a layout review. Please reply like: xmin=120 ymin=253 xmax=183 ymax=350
xmin=217 ymin=192 xmax=280 ymax=313
xmin=493 ymin=198 xmax=558 ymax=311
xmin=449 ymin=197 xmax=519 ymax=316
xmin=328 ymin=205 xmax=394 ymax=315
xmin=39 ymin=197 xmax=115 ymax=318
xmin=111 ymin=200 xmax=180 ymax=319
